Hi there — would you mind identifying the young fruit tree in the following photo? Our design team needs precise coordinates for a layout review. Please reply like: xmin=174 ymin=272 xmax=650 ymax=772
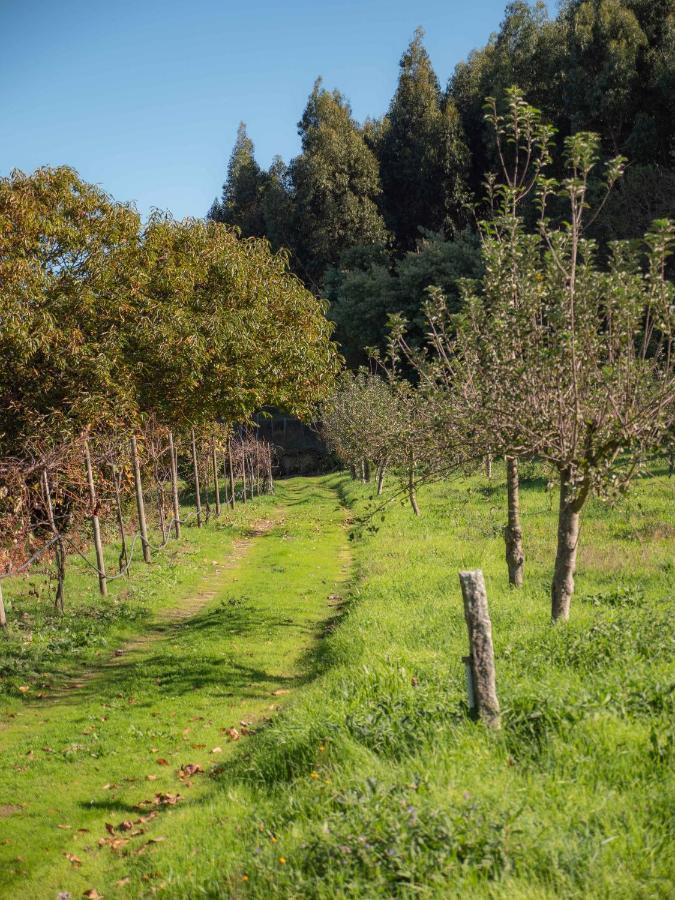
xmin=427 ymin=90 xmax=674 ymax=621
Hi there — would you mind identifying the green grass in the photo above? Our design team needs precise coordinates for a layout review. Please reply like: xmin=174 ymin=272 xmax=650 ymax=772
xmin=1 ymin=466 xmax=673 ymax=897
xmin=0 ymin=476 xmax=350 ymax=897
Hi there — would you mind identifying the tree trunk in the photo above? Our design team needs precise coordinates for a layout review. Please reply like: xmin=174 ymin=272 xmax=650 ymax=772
xmin=42 ymin=469 xmax=65 ymax=610
xmin=227 ymin=438 xmax=236 ymax=508
xmin=84 ymin=439 xmax=107 ymax=596
xmin=363 ymin=460 xmax=371 ymax=483
xmin=131 ymin=435 xmax=151 ymax=563
xmin=376 ymin=462 xmax=386 ymax=496
xmin=408 ymin=453 xmax=420 ymax=516
xmin=504 ymin=456 xmax=524 ymax=587
xmin=168 ymin=431 xmax=181 ymax=539
xmin=212 ymin=445 xmax=221 ymax=515
xmin=190 ymin=428 xmax=203 ymax=527
xmin=485 ymin=456 xmax=493 ymax=479
xmin=349 ymin=464 xmax=357 ymax=480
xmin=551 ymin=471 xmax=587 ymax=623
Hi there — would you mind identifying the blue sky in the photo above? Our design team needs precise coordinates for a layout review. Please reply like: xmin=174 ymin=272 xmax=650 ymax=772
xmin=1 ymin=0 xmax=552 ymax=220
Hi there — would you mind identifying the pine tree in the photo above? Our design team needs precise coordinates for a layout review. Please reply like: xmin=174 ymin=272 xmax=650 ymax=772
xmin=378 ymin=28 xmax=471 ymax=251
xmin=212 ymin=122 xmax=267 ymax=236
xmin=291 ymin=79 xmax=389 ymax=286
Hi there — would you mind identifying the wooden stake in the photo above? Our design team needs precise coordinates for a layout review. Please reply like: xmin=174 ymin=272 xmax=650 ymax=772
xmin=191 ymin=428 xmax=203 ymax=527
xmin=111 ymin=466 xmax=128 ymax=574
xmin=241 ymin=446 xmax=247 ymax=504
xmin=227 ymin=437 xmax=236 ymax=508
xmin=168 ymin=431 xmax=181 ymax=539
xmin=458 ymin=570 xmax=500 ymax=728
xmin=0 ymin=581 xmax=7 ymax=631
xmin=212 ymin=444 xmax=221 ymax=515
xmin=130 ymin=435 xmax=151 ymax=563
xmin=42 ymin=468 xmax=65 ymax=610
xmin=84 ymin=439 xmax=107 ymax=596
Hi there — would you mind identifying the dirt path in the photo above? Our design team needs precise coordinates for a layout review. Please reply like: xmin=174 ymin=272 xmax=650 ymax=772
xmin=0 ymin=475 xmax=350 ymax=898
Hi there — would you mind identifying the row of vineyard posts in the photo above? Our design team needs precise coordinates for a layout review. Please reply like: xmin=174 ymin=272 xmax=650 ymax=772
xmin=0 ymin=422 xmax=274 ymax=629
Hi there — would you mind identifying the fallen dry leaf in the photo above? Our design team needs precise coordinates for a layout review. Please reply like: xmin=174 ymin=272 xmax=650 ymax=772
xmin=156 ymin=758 xmax=169 ymax=767
xmin=145 ymin=774 xmax=158 ymax=781
xmin=105 ymin=823 xmax=115 ymax=835
xmin=57 ymin=824 xmax=71 ymax=830
xmin=271 ymin=689 xmax=289 ymax=696
xmin=178 ymin=763 xmax=203 ymax=778
xmin=147 ymin=836 xmax=166 ymax=844
xmin=210 ymin=747 xmax=222 ymax=754
xmin=83 ymin=890 xmax=103 ymax=899
xmin=191 ymin=743 xmax=206 ymax=749
xmin=18 ymin=686 xmax=30 ymax=693
xmin=225 ymin=728 xmax=240 ymax=741
xmin=153 ymin=792 xmax=181 ymax=806
xmin=115 ymin=878 xmax=130 ymax=887
xmin=65 ymin=853 xmax=82 ymax=867
xmin=118 ymin=820 xmax=134 ymax=832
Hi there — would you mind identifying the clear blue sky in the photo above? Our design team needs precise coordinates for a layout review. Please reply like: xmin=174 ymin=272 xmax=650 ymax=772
xmin=1 ymin=0 xmax=552 ymax=220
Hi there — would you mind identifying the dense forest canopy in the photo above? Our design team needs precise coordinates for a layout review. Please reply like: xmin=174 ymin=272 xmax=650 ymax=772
xmin=209 ymin=0 xmax=674 ymax=365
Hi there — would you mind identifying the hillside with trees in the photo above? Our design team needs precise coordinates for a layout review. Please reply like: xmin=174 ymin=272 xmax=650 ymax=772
xmin=209 ymin=0 xmax=674 ymax=363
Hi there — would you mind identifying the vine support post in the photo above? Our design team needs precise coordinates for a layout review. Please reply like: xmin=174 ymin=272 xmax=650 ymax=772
xmin=227 ymin=437 xmax=236 ymax=508
xmin=212 ymin=443 xmax=221 ymax=515
xmin=408 ymin=452 xmax=420 ymax=517
xmin=111 ymin=467 xmax=128 ymax=574
xmin=84 ymin=438 xmax=107 ymax=596
xmin=130 ymin=435 xmax=151 ymax=563
xmin=376 ymin=461 xmax=386 ymax=496
xmin=190 ymin=428 xmax=203 ymax=527
xmin=241 ymin=444 xmax=248 ymax=504
xmin=0 ymin=581 xmax=7 ymax=632
xmin=168 ymin=431 xmax=181 ymax=539
xmin=42 ymin=468 xmax=65 ymax=611
xmin=459 ymin=569 xmax=500 ymax=729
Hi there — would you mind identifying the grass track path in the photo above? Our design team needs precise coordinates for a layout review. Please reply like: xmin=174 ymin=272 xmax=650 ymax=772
xmin=0 ymin=475 xmax=350 ymax=898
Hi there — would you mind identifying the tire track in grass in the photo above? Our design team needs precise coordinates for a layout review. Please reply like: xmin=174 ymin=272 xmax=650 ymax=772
xmin=0 ymin=475 xmax=351 ymax=898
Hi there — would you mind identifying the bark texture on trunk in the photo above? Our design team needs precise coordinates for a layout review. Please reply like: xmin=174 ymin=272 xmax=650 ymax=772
xmin=551 ymin=470 xmax=586 ymax=622
xmin=504 ymin=456 xmax=524 ymax=587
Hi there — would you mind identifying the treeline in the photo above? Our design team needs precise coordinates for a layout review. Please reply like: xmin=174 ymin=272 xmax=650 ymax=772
xmin=208 ymin=0 xmax=674 ymax=363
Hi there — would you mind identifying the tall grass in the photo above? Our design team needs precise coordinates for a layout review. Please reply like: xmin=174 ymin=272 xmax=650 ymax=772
xmin=139 ymin=463 xmax=673 ymax=898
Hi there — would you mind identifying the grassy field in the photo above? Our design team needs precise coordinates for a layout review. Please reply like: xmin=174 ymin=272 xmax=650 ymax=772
xmin=0 ymin=465 xmax=673 ymax=897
